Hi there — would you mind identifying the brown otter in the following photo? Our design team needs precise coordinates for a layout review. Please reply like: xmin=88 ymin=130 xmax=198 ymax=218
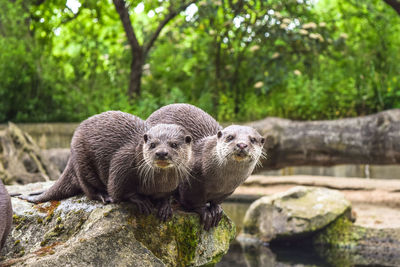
xmin=0 ymin=179 xmax=12 ymax=250
xmin=19 ymin=111 xmax=192 ymax=221
xmin=146 ymin=104 xmax=265 ymax=230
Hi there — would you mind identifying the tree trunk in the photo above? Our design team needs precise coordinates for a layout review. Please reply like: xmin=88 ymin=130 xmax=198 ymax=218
xmin=246 ymin=109 xmax=400 ymax=170
xmin=383 ymin=0 xmax=400 ymax=15
xmin=128 ymin=54 xmax=143 ymax=98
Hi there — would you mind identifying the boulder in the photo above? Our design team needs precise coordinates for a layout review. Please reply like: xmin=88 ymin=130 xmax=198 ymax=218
xmin=241 ymin=186 xmax=351 ymax=242
xmin=1 ymin=182 xmax=236 ymax=266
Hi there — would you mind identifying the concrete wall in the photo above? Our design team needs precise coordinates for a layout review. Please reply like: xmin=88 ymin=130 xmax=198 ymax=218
xmin=2 ymin=122 xmax=399 ymax=179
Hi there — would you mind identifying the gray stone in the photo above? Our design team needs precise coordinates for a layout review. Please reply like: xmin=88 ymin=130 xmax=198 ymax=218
xmin=1 ymin=182 xmax=236 ymax=266
xmin=241 ymin=186 xmax=351 ymax=242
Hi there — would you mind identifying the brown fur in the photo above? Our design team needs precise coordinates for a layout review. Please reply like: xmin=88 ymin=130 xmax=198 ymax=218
xmin=0 ymin=179 xmax=12 ymax=250
xmin=147 ymin=103 xmax=222 ymax=141
xmin=19 ymin=111 xmax=192 ymax=221
xmin=146 ymin=104 xmax=264 ymax=229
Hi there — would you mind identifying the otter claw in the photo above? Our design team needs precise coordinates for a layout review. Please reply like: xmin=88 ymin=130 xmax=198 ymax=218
xmin=158 ymin=202 xmax=172 ymax=222
xmin=129 ymin=196 xmax=153 ymax=215
xmin=210 ymin=204 xmax=223 ymax=228
xmin=97 ymin=193 xmax=113 ymax=204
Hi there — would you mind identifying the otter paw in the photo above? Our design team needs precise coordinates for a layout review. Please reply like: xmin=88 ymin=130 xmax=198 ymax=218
xmin=157 ymin=201 xmax=173 ymax=222
xmin=97 ymin=193 xmax=113 ymax=204
xmin=129 ymin=196 xmax=153 ymax=215
xmin=210 ymin=204 xmax=223 ymax=228
xmin=195 ymin=207 xmax=213 ymax=231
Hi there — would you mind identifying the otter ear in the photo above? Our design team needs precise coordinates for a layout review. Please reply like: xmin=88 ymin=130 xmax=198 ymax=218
xmin=185 ymin=135 xmax=192 ymax=144
xmin=260 ymin=137 xmax=265 ymax=144
xmin=217 ymin=131 xmax=222 ymax=138
xmin=143 ymin=134 xmax=148 ymax=143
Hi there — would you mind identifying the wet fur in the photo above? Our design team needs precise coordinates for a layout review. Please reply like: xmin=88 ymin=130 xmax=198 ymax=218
xmin=19 ymin=111 xmax=192 ymax=220
xmin=146 ymin=104 xmax=265 ymax=229
xmin=0 ymin=179 xmax=12 ymax=250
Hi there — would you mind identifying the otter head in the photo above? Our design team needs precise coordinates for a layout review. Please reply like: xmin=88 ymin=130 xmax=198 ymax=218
xmin=141 ymin=124 xmax=192 ymax=174
xmin=216 ymin=125 xmax=265 ymax=164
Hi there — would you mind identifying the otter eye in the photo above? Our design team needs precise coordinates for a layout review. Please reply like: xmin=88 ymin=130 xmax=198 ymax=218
xmin=250 ymin=137 xmax=257 ymax=144
xmin=170 ymin=143 xmax=178 ymax=148
xmin=150 ymin=143 xmax=156 ymax=149
xmin=226 ymin=135 xmax=234 ymax=142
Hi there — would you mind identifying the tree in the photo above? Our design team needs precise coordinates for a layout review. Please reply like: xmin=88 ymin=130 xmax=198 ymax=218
xmin=113 ymin=0 xmax=197 ymax=99
xmin=383 ymin=0 xmax=400 ymax=15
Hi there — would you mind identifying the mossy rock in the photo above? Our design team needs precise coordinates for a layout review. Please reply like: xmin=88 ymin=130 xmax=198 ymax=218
xmin=241 ymin=186 xmax=351 ymax=242
xmin=1 ymin=182 xmax=235 ymax=266
xmin=313 ymin=215 xmax=400 ymax=266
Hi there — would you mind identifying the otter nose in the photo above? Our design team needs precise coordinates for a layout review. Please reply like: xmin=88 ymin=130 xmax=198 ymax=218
xmin=156 ymin=151 xmax=168 ymax=158
xmin=237 ymin=143 xmax=248 ymax=149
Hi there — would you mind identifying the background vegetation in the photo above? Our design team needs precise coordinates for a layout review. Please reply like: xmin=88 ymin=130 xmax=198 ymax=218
xmin=1 ymin=0 xmax=399 ymax=123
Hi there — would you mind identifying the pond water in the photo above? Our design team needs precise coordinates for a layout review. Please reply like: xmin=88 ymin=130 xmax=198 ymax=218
xmin=218 ymin=202 xmax=394 ymax=267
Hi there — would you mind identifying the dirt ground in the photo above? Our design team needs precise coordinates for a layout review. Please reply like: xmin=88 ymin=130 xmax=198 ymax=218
xmin=233 ymin=175 xmax=400 ymax=229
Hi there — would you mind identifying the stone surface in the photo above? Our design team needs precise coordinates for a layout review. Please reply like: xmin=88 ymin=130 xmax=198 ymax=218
xmin=241 ymin=186 xmax=351 ymax=242
xmin=1 ymin=182 xmax=236 ymax=266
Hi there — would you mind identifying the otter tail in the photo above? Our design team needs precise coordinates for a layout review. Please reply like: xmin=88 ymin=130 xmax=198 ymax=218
xmin=19 ymin=159 xmax=81 ymax=203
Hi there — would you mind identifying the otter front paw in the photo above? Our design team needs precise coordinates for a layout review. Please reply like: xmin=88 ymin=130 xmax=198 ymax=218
xmin=194 ymin=207 xmax=213 ymax=231
xmin=128 ymin=195 xmax=153 ymax=215
xmin=209 ymin=203 xmax=223 ymax=228
xmin=95 ymin=193 xmax=113 ymax=204
xmin=157 ymin=199 xmax=173 ymax=222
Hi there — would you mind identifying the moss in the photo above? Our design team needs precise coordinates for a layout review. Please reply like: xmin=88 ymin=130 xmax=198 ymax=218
xmin=40 ymin=222 xmax=65 ymax=247
xmin=313 ymin=215 xmax=366 ymax=248
xmin=14 ymin=240 xmax=21 ymax=246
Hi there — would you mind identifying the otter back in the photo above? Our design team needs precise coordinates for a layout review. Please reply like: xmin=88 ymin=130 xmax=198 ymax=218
xmin=146 ymin=103 xmax=222 ymax=141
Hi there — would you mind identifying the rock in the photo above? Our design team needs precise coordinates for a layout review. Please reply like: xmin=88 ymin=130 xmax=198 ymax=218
xmin=241 ymin=186 xmax=351 ymax=243
xmin=313 ymin=215 xmax=400 ymax=266
xmin=1 ymin=182 xmax=236 ymax=266
xmin=0 ymin=123 xmax=60 ymax=185
xmin=41 ymin=149 xmax=70 ymax=173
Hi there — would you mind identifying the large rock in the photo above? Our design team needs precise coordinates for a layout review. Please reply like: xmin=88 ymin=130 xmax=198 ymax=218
xmin=1 ymin=182 xmax=236 ymax=266
xmin=241 ymin=186 xmax=351 ymax=243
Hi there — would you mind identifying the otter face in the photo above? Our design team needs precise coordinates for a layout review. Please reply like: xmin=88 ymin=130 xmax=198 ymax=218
xmin=142 ymin=124 xmax=192 ymax=170
xmin=216 ymin=125 xmax=265 ymax=163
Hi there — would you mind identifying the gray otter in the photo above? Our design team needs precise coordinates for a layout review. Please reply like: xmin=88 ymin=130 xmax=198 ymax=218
xmin=19 ymin=111 xmax=192 ymax=221
xmin=0 ymin=179 xmax=12 ymax=250
xmin=147 ymin=104 xmax=265 ymax=230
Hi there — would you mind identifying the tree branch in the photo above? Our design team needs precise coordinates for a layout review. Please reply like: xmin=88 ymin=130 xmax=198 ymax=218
xmin=383 ymin=0 xmax=400 ymax=15
xmin=113 ymin=0 xmax=142 ymax=54
xmin=143 ymin=0 xmax=197 ymax=56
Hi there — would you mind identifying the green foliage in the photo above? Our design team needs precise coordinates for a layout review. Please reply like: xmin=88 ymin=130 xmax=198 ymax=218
xmin=0 ymin=0 xmax=399 ymax=122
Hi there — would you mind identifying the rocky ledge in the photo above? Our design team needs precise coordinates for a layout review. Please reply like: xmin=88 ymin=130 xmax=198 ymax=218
xmin=1 ymin=182 xmax=235 ymax=267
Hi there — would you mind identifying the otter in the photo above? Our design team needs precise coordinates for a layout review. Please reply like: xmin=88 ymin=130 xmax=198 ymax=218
xmin=0 ymin=179 xmax=12 ymax=250
xmin=146 ymin=104 xmax=265 ymax=230
xmin=19 ymin=111 xmax=192 ymax=221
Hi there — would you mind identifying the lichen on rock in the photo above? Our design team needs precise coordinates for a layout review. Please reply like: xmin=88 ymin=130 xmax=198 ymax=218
xmin=1 ymin=182 xmax=236 ymax=266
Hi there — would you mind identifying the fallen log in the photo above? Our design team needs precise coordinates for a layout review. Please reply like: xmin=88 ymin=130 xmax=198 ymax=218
xmin=247 ymin=109 xmax=400 ymax=170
